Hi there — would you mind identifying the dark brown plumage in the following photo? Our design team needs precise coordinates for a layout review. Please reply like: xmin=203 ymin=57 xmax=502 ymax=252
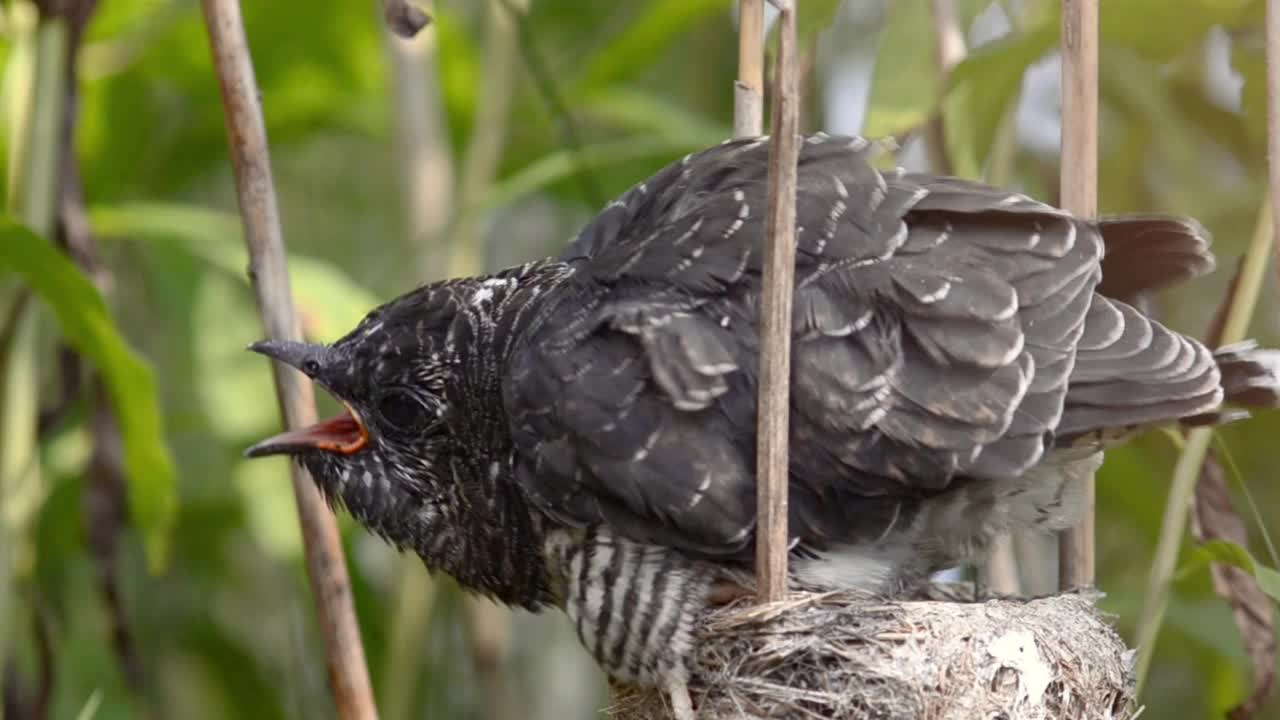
xmin=245 ymin=133 xmax=1279 ymax=718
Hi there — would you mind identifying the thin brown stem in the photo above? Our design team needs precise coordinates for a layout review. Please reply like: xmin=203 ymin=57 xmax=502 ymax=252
xmin=447 ymin=0 xmax=522 ymax=280
xmin=384 ymin=1 xmax=454 ymax=275
xmin=735 ymin=0 xmax=765 ymax=138
xmin=755 ymin=0 xmax=799 ymax=604
xmin=926 ymin=0 xmax=964 ymax=177
xmin=1056 ymin=0 xmax=1099 ymax=592
xmin=198 ymin=2 xmax=378 ymax=718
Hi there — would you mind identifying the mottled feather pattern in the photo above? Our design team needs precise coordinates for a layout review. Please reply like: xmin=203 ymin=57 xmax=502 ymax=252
xmin=249 ymin=133 xmax=1280 ymax=712
xmin=509 ymin=133 xmax=1130 ymax=558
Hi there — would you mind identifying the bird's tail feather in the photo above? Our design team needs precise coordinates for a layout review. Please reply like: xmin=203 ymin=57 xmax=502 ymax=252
xmin=1058 ymin=295 xmax=1221 ymax=437
xmin=1078 ymin=215 xmax=1278 ymax=432
xmin=1058 ymin=298 xmax=1280 ymax=442
xmin=1096 ymin=215 xmax=1215 ymax=303
xmin=1182 ymin=341 xmax=1280 ymax=426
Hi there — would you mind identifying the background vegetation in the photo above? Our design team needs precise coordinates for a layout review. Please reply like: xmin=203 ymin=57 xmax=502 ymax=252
xmin=1 ymin=0 xmax=1277 ymax=718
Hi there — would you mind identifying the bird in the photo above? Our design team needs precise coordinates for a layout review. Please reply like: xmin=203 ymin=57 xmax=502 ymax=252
xmin=245 ymin=133 xmax=1279 ymax=719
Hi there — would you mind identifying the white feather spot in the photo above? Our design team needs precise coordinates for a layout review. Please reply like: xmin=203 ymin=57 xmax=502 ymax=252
xmin=685 ymin=472 xmax=714 ymax=510
xmin=868 ymin=184 xmax=885 ymax=211
xmin=632 ymin=428 xmax=661 ymax=462
xmin=917 ymin=280 xmax=951 ymax=304
xmin=885 ymin=222 xmax=909 ymax=253
xmin=695 ymin=361 xmax=736 ymax=375
xmin=672 ymin=217 xmax=704 ymax=246
xmin=992 ymin=287 xmax=1020 ymax=322
xmin=1062 ymin=221 xmax=1077 ymax=253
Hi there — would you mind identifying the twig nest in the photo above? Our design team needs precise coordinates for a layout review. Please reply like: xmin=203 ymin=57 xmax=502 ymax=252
xmin=609 ymin=589 xmax=1136 ymax=720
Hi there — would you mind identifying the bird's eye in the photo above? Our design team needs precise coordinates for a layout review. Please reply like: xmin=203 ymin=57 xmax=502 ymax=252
xmin=378 ymin=390 xmax=431 ymax=433
xmin=302 ymin=359 xmax=321 ymax=375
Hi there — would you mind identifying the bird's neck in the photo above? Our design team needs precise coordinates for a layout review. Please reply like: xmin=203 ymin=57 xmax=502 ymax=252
xmin=429 ymin=260 xmax=573 ymax=608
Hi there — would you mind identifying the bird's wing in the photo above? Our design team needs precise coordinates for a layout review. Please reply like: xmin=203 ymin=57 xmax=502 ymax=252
xmin=502 ymin=135 xmax=1186 ymax=557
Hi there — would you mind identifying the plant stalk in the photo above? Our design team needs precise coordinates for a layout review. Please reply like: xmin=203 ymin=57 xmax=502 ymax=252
xmin=0 ymin=2 xmax=66 ymax=686
xmin=755 ymin=0 xmax=800 ymax=604
xmin=1057 ymin=0 xmax=1100 ymax=592
xmin=735 ymin=0 xmax=765 ymax=138
xmin=199 ymin=1 xmax=379 ymax=717
xmin=1133 ymin=197 xmax=1275 ymax=694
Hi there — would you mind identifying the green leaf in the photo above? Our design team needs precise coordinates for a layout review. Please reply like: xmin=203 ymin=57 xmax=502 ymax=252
xmin=1187 ymin=540 xmax=1258 ymax=575
xmin=1098 ymin=50 xmax=1204 ymax=204
xmin=942 ymin=17 xmax=1057 ymax=179
xmin=577 ymin=0 xmax=731 ymax=92
xmin=797 ymin=0 xmax=842 ymax=49
xmin=454 ymin=136 xmax=713 ymax=230
xmin=863 ymin=0 xmax=935 ymax=139
xmin=578 ymin=86 xmax=730 ymax=144
xmin=0 ymin=217 xmax=176 ymax=571
xmin=88 ymin=203 xmax=381 ymax=340
xmin=1232 ymin=33 xmax=1266 ymax=149
xmin=1178 ymin=540 xmax=1280 ymax=605
xmin=1257 ymin=565 xmax=1280 ymax=605
xmin=1100 ymin=0 xmax=1253 ymax=62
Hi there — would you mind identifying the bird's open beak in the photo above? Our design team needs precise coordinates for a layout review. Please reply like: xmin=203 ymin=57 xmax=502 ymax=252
xmin=244 ymin=339 xmax=369 ymax=458
xmin=244 ymin=404 xmax=368 ymax=458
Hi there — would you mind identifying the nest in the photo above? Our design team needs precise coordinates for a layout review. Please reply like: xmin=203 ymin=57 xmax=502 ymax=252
xmin=609 ymin=587 xmax=1136 ymax=720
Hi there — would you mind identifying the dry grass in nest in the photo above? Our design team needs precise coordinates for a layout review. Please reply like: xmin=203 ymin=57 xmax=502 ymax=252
xmin=609 ymin=587 xmax=1136 ymax=720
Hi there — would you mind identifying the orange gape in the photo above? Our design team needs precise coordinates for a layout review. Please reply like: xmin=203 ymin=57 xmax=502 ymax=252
xmin=315 ymin=403 xmax=368 ymax=455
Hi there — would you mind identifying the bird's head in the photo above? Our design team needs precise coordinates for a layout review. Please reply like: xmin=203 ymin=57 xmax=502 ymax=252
xmin=243 ymin=278 xmax=559 ymax=606
xmin=243 ymin=289 xmax=459 ymax=536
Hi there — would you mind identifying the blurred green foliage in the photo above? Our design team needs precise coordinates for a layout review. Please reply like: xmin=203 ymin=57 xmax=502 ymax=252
xmin=1 ymin=1 xmax=1277 ymax=719
xmin=0 ymin=219 xmax=174 ymax=571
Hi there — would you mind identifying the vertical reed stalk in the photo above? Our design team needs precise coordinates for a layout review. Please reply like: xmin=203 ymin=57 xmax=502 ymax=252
xmin=200 ymin=2 xmax=378 ymax=716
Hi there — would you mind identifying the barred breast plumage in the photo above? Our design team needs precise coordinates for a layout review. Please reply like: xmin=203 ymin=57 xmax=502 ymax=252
xmin=246 ymin=133 xmax=1280 ymax=720
xmin=543 ymin=528 xmax=712 ymax=711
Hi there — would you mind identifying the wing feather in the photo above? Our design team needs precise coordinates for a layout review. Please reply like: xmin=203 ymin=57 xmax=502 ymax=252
xmin=505 ymin=133 xmax=1228 ymax=560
